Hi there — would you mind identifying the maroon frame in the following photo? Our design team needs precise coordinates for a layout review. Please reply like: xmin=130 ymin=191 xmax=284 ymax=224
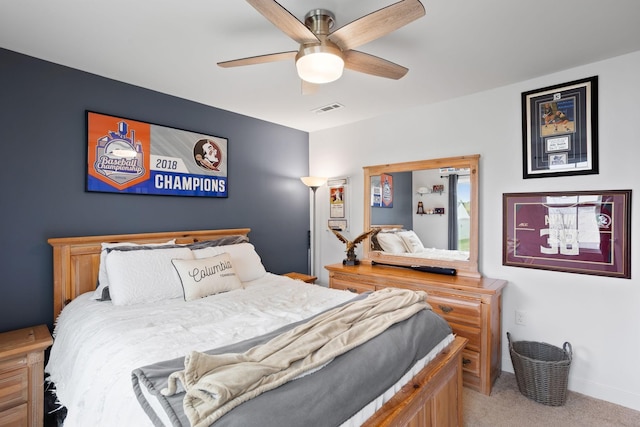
xmin=503 ymin=190 xmax=631 ymax=278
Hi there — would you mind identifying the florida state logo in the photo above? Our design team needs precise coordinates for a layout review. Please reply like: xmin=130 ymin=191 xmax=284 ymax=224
xmin=193 ymin=139 xmax=221 ymax=171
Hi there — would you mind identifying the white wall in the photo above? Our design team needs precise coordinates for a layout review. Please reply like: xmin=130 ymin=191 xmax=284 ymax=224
xmin=309 ymin=50 xmax=640 ymax=411
xmin=412 ymin=169 xmax=449 ymax=249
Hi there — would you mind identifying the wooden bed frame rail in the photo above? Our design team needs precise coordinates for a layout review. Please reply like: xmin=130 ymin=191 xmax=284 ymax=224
xmin=364 ymin=335 xmax=466 ymax=426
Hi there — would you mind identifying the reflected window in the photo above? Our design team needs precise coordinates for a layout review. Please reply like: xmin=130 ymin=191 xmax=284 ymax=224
xmin=457 ymin=175 xmax=471 ymax=251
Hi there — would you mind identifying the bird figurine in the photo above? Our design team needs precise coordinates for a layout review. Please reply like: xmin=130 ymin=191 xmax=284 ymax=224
xmin=330 ymin=228 xmax=377 ymax=265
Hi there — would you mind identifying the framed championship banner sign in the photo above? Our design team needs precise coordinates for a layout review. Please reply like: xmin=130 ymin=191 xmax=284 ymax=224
xmin=503 ymin=190 xmax=631 ymax=278
xmin=86 ymin=111 xmax=228 ymax=197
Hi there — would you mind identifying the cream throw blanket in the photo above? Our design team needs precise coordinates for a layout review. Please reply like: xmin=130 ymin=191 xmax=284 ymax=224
xmin=162 ymin=288 xmax=430 ymax=427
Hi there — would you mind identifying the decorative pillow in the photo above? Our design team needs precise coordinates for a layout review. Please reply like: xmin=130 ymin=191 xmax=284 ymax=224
xmin=172 ymin=253 xmax=242 ymax=301
xmin=105 ymin=246 xmax=193 ymax=306
xmin=186 ymin=235 xmax=248 ymax=249
xmin=371 ymin=228 xmax=405 ymax=251
xmin=375 ymin=233 xmax=409 ymax=254
xmin=397 ymin=230 xmax=425 ymax=253
xmin=192 ymin=243 xmax=267 ymax=282
xmin=370 ymin=232 xmax=384 ymax=251
xmin=92 ymin=240 xmax=176 ymax=300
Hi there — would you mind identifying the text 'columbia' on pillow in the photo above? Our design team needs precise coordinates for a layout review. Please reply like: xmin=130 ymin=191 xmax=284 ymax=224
xmin=172 ymin=253 xmax=243 ymax=301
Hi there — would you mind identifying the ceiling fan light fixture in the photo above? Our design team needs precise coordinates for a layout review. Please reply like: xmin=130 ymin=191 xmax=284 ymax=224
xmin=296 ymin=44 xmax=344 ymax=84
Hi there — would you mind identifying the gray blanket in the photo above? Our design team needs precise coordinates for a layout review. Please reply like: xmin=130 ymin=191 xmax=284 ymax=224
xmin=132 ymin=293 xmax=452 ymax=427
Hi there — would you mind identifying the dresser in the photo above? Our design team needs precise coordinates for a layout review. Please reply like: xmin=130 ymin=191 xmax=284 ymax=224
xmin=0 ymin=325 xmax=53 ymax=426
xmin=325 ymin=263 xmax=506 ymax=395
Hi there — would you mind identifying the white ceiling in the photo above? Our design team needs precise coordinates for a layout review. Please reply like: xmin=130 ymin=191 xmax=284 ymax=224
xmin=2 ymin=0 xmax=640 ymax=132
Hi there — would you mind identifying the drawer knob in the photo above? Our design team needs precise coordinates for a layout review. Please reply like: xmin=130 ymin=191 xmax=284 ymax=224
xmin=462 ymin=358 xmax=471 ymax=366
xmin=439 ymin=304 xmax=454 ymax=314
xmin=346 ymin=287 xmax=358 ymax=293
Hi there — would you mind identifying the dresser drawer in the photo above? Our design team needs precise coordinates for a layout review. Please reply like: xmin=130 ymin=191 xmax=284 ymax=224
xmin=461 ymin=349 xmax=480 ymax=376
xmin=331 ymin=272 xmax=380 ymax=286
xmin=427 ymin=294 xmax=482 ymax=328
xmin=330 ymin=278 xmax=375 ymax=294
xmin=0 ymin=367 xmax=28 ymax=411
xmin=449 ymin=323 xmax=481 ymax=352
xmin=0 ymin=356 xmax=27 ymax=375
xmin=0 ymin=402 xmax=28 ymax=427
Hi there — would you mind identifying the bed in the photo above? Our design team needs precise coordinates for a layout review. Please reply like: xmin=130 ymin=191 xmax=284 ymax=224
xmin=46 ymin=228 xmax=466 ymax=426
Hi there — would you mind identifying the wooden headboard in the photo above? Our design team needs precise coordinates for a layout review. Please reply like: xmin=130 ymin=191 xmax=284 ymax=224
xmin=47 ymin=228 xmax=251 ymax=321
xmin=370 ymin=224 xmax=404 ymax=230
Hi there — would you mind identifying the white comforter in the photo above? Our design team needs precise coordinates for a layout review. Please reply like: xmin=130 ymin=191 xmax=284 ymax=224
xmin=46 ymin=274 xmax=354 ymax=427
xmin=46 ymin=273 xmax=453 ymax=427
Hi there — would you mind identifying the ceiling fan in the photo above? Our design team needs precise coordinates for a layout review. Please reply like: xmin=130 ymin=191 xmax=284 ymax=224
xmin=218 ymin=0 xmax=426 ymax=92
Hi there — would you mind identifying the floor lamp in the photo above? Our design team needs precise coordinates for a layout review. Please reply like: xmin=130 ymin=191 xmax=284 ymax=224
xmin=301 ymin=176 xmax=327 ymax=277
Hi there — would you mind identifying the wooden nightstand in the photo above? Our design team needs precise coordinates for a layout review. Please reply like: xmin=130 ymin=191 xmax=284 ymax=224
xmin=283 ymin=272 xmax=317 ymax=284
xmin=0 ymin=325 xmax=53 ymax=426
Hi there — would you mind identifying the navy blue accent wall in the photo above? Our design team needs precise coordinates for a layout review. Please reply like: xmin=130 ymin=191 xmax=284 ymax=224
xmin=370 ymin=172 xmax=413 ymax=228
xmin=0 ymin=48 xmax=310 ymax=333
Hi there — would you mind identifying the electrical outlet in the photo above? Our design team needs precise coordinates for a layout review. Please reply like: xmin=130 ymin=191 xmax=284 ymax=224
xmin=515 ymin=310 xmax=527 ymax=326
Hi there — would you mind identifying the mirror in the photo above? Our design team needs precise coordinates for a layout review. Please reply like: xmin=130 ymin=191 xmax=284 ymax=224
xmin=363 ymin=155 xmax=480 ymax=278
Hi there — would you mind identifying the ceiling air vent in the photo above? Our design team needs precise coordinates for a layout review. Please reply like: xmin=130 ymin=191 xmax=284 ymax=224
xmin=312 ymin=103 xmax=344 ymax=114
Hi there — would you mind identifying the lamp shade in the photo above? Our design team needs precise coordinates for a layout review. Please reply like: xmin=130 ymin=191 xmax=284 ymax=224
xmin=296 ymin=44 xmax=344 ymax=84
xmin=301 ymin=176 xmax=327 ymax=188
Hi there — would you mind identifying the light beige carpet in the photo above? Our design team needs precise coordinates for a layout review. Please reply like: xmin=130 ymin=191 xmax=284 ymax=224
xmin=464 ymin=372 xmax=640 ymax=427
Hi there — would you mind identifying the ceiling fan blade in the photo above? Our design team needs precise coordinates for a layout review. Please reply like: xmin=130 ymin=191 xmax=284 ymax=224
xmin=246 ymin=0 xmax=319 ymax=44
xmin=343 ymin=50 xmax=408 ymax=80
xmin=301 ymin=80 xmax=319 ymax=95
xmin=328 ymin=0 xmax=425 ymax=51
xmin=217 ymin=51 xmax=297 ymax=68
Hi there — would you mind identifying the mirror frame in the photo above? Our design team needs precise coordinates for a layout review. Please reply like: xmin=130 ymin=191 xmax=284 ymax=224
xmin=363 ymin=154 xmax=480 ymax=278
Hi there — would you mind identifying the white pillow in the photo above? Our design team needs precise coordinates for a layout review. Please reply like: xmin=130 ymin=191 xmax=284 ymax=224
xmin=105 ymin=246 xmax=193 ymax=306
xmin=192 ymin=243 xmax=267 ymax=282
xmin=92 ymin=239 xmax=176 ymax=300
xmin=397 ymin=230 xmax=425 ymax=253
xmin=172 ymin=253 xmax=242 ymax=301
xmin=376 ymin=233 xmax=408 ymax=254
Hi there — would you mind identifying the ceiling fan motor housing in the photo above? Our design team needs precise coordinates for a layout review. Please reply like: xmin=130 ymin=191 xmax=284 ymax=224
xmin=304 ymin=9 xmax=336 ymax=35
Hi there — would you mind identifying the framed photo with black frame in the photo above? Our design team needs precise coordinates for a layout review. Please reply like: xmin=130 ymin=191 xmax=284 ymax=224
xmin=521 ymin=76 xmax=598 ymax=179
xmin=503 ymin=190 xmax=631 ymax=279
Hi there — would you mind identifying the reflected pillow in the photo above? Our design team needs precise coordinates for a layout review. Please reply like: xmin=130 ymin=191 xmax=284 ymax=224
xmin=172 ymin=253 xmax=242 ymax=301
xmin=375 ymin=233 xmax=408 ymax=253
xmin=397 ymin=230 xmax=425 ymax=253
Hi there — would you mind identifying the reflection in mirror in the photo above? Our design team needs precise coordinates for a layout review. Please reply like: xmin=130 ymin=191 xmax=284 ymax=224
xmin=363 ymin=155 xmax=480 ymax=278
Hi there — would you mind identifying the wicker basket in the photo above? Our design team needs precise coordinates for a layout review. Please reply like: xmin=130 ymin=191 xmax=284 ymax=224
xmin=507 ymin=332 xmax=572 ymax=406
